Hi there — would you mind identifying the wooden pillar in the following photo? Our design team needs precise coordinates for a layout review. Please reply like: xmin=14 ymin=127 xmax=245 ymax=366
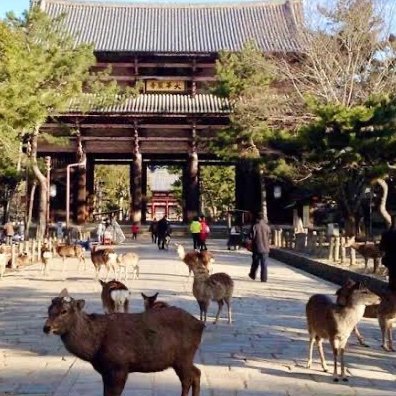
xmin=235 ymin=160 xmax=261 ymax=223
xmin=141 ymin=161 xmax=147 ymax=223
xmin=183 ymin=124 xmax=199 ymax=222
xmin=76 ymin=136 xmax=87 ymax=224
xmin=130 ymin=126 xmax=142 ymax=223
xmin=86 ymin=156 xmax=95 ymax=221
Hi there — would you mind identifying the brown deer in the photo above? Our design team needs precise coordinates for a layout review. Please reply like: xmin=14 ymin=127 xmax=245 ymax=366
xmin=345 ymin=237 xmax=384 ymax=273
xmin=336 ymin=279 xmax=396 ymax=352
xmin=56 ymin=243 xmax=86 ymax=275
xmin=43 ymin=289 xmax=204 ymax=396
xmin=141 ymin=292 xmax=169 ymax=311
xmin=99 ymin=279 xmax=130 ymax=314
xmin=191 ymin=263 xmax=234 ymax=324
xmin=306 ymin=282 xmax=380 ymax=381
xmin=41 ymin=244 xmax=53 ymax=276
xmin=90 ymin=245 xmax=118 ymax=281
xmin=175 ymin=243 xmax=214 ymax=277
xmin=115 ymin=252 xmax=139 ymax=281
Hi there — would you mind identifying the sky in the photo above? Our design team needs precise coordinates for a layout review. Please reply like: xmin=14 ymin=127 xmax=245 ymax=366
xmin=1 ymin=0 xmax=395 ymax=32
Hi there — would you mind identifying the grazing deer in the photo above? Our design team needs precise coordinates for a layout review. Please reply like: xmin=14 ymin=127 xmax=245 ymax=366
xmin=141 ymin=292 xmax=169 ymax=311
xmin=306 ymin=282 xmax=380 ymax=381
xmin=56 ymin=243 xmax=86 ymax=275
xmin=90 ymin=245 xmax=118 ymax=281
xmin=115 ymin=252 xmax=139 ymax=281
xmin=345 ymin=237 xmax=384 ymax=273
xmin=175 ymin=243 xmax=214 ymax=277
xmin=191 ymin=263 xmax=234 ymax=324
xmin=15 ymin=252 xmax=30 ymax=268
xmin=99 ymin=279 xmax=130 ymax=314
xmin=43 ymin=289 xmax=204 ymax=396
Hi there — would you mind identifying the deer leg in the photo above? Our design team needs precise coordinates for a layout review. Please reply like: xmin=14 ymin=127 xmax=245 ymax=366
xmin=213 ymin=299 xmax=224 ymax=324
xmin=388 ymin=323 xmax=394 ymax=352
xmin=317 ymin=339 xmax=328 ymax=372
xmin=102 ymin=370 xmax=128 ymax=396
xmin=379 ymin=317 xmax=389 ymax=351
xmin=340 ymin=347 xmax=348 ymax=381
xmin=373 ymin=258 xmax=379 ymax=274
xmin=307 ymin=336 xmax=315 ymax=369
xmin=225 ymin=298 xmax=232 ymax=324
xmin=332 ymin=344 xmax=340 ymax=382
xmin=191 ymin=365 xmax=201 ymax=396
xmin=354 ymin=325 xmax=369 ymax=347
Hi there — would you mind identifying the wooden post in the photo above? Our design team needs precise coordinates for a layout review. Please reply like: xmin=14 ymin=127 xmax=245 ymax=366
xmin=340 ymin=236 xmax=346 ymax=264
xmin=130 ymin=126 xmax=143 ymax=223
xmin=334 ymin=236 xmax=340 ymax=262
xmin=10 ymin=244 xmax=16 ymax=269
xmin=32 ymin=240 xmax=37 ymax=263
xmin=328 ymin=236 xmax=334 ymax=261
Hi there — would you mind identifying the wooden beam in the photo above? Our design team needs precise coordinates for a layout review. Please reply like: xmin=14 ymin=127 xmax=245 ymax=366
xmin=42 ymin=123 xmax=224 ymax=130
xmin=96 ymin=62 xmax=215 ymax=68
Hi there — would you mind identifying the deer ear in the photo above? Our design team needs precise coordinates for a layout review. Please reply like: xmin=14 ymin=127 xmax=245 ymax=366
xmin=154 ymin=292 xmax=159 ymax=299
xmin=141 ymin=293 xmax=147 ymax=299
xmin=59 ymin=288 xmax=69 ymax=298
xmin=99 ymin=280 xmax=106 ymax=287
xmin=75 ymin=299 xmax=85 ymax=310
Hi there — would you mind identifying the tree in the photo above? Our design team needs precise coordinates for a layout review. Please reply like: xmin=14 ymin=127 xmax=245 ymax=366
xmin=0 ymin=7 xmax=121 ymax=238
xmin=274 ymin=0 xmax=396 ymax=234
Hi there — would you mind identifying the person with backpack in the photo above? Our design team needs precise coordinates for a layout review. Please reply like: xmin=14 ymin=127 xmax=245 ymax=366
xmin=199 ymin=216 xmax=210 ymax=251
xmin=189 ymin=216 xmax=201 ymax=251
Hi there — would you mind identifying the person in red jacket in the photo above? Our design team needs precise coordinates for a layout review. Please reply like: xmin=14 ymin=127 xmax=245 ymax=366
xmin=131 ymin=223 xmax=139 ymax=240
xmin=199 ymin=216 xmax=210 ymax=251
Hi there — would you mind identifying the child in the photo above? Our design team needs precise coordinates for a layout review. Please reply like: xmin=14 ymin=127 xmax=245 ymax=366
xmin=131 ymin=223 xmax=139 ymax=240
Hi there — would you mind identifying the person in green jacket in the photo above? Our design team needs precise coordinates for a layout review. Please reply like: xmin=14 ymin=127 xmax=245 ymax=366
xmin=190 ymin=216 xmax=201 ymax=250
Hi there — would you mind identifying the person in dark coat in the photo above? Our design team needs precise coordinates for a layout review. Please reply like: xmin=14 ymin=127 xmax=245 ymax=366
xmin=248 ymin=213 xmax=271 ymax=282
xmin=149 ymin=218 xmax=158 ymax=243
xmin=380 ymin=216 xmax=396 ymax=291
xmin=157 ymin=215 xmax=169 ymax=250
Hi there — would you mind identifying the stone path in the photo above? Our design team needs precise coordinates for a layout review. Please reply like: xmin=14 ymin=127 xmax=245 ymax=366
xmin=0 ymin=238 xmax=395 ymax=396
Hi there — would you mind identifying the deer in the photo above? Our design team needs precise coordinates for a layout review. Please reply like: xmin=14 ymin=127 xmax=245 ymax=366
xmin=43 ymin=289 xmax=204 ymax=396
xmin=175 ymin=243 xmax=214 ymax=277
xmin=115 ymin=252 xmax=139 ymax=281
xmin=56 ymin=243 xmax=87 ymax=275
xmin=306 ymin=281 xmax=380 ymax=382
xmin=40 ymin=244 xmax=53 ymax=276
xmin=141 ymin=292 xmax=170 ymax=311
xmin=191 ymin=263 xmax=234 ymax=324
xmin=337 ymin=279 xmax=396 ymax=352
xmin=99 ymin=279 xmax=130 ymax=314
xmin=90 ymin=244 xmax=118 ymax=281
xmin=345 ymin=237 xmax=384 ymax=273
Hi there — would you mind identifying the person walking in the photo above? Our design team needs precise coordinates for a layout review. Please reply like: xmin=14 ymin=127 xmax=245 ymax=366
xmin=380 ymin=215 xmax=396 ymax=291
xmin=199 ymin=216 xmax=210 ymax=251
xmin=4 ymin=220 xmax=14 ymax=245
xmin=131 ymin=223 xmax=139 ymax=240
xmin=190 ymin=216 xmax=201 ymax=251
xmin=248 ymin=213 xmax=271 ymax=282
xmin=149 ymin=218 xmax=158 ymax=243
xmin=157 ymin=215 xmax=169 ymax=250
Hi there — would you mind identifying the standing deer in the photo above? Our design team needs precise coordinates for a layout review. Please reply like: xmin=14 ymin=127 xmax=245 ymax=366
xmin=56 ymin=243 xmax=86 ymax=275
xmin=99 ymin=279 xmax=130 ymax=314
xmin=306 ymin=282 xmax=380 ymax=381
xmin=115 ymin=252 xmax=139 ymax=281
xmin=191 ymin=263 xmax=233 ymax=324
xmin=90 ymin=245 xmax=118 ymax=281
xmin=175 ymin=243 xmax=214 ymax=277
xmin=345 ymin=238 xmax=383 ymax=273
xmin=43 ymin=289 xmax=204 ymax=396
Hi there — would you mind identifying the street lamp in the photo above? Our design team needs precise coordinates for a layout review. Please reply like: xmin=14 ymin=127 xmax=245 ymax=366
xmin=273 ymin=185 xmax=282 ymax=199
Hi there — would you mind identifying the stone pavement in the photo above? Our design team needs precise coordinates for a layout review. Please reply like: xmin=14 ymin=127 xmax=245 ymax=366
xmin=0 ymin=238 xmax=395 ymax=396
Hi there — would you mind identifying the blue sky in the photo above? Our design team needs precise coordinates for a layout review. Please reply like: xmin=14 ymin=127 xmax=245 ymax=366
xmin=1 ymin=0 xmax=395 ymax=32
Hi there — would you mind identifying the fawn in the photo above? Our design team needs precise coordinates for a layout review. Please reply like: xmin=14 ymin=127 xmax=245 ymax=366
xmin=191 ymin=263 xmax=234 ymax=324
xmin=141 ymin=292 xmax=170 ymax=310
xmin=306 ymin=282 xmax=379 ymax=381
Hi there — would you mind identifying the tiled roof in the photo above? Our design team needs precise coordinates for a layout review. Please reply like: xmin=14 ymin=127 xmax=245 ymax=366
xmin=37 ymin=0 xmax=303 ymax=53
xmin=67 ymin=93 xmax=231 ymax=114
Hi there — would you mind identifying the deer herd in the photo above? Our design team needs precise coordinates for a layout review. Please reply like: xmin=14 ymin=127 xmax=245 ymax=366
xmin=21 ymin=234 xmax=394 ymax=394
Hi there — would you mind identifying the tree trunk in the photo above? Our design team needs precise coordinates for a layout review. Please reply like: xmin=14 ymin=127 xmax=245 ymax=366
xmin=30 ymin=126 xmax=48 ymax=240
xmin=375 ymin=178 xmax=392 ymax=228
xmin=26 ymin=180 xmax=37 ymax=240
xmin=344 ymin=214 xmax=357 ymax=237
